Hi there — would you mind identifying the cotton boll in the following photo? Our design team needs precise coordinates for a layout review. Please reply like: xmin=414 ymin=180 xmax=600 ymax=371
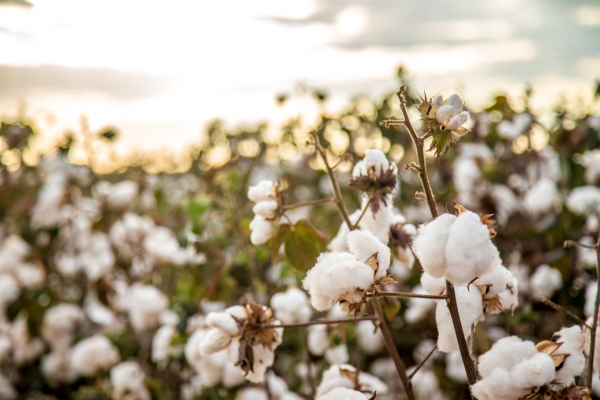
xmin=248 ymin=181 xmax=276 ymax=202
xmin=206 ymin=310 xmax=242 ymax=337
xmin=250 ymin=215 xmax=274 ymax=245
xmin=0 ymin=235 xmax=30 ymax=274
xmin=496 ymin=270 xmax=519 ymax=313
xmin=328 ymin=220 xmax=350 ymax=252
xmin=307 ymin=325 xmax=329 ymax=356
xmin=325 ymin=344 xmax=349 ymax=365
xmin=126 ymin=284 xmax=169 ymax=332
xmin=199 ymin=328 xmax=232 ymax=355
xmin=529 ymin=264 xmax=563 ymax=300
xmin=445 ymin=351 xmax=468 ymax=383
xmin=70 ymin=335 xmax=120 ymax=376
xmin=41 ymin=303 xmax=84 ymax=352
xmin=477 ymin=336 xmax=538 ymax=378
xmin=489 ymin=184 xmax=519 ymax=225
xmin=554 ymin=325 xmax=587 ymax=385
xmin=471 ymin=367 xmax=525 ymax=400
xmin=453 ymin=157 xmax=483 ymax=209
xmin=347 ymin=230 xmax=391 ymax=279
xmin=566 ymin=186 xmax=600 ymax=216
xmin=436 ymin=105 xmax=456 ymax=124
xmin=404 ymin=286 xmax=437 ymax=324
xmin=317 ymin=387 xmax=367 ymax=400
xmin=436 ymin=286 xmax=483 ymax=352
xmin=445 ymin=111 xmax=469 ymax=131
xmin=152 ymin=325 xmax=181 ymax=364
xmin=355 ymin=320 xmax=384 ymax=355
xmin=509 ymin=352 xmax=556 ymax=389
xmin=409 ymin=367 xmax=449 ymax=400
xmin=421 ymin=273 xmax=447 ymax=296
xmin=253 ymin=200 xmax=279 ymax=218
xmin=270 ymin=287 xmax=312 ymax=325
xmin=582 ymin=149 xmax=600 ymax=184
xmin=523 ymin=178 xmax=560 ymax=216
xmin=41 ymin=351 xmax=78 ymax=383
xmin=363 ymin=149 xmax=390 ymax=174
xmin=111 ymin=361 xmax=151 ymax=400
xmin=10 ymin=316 xmax=45 ymax=364
xmin=15 ymin=262 xmax=46 ymax=290
xmin=0 ymin=274 xmax=21 ymax=306
xmin=245 ymin=344 xmax=276 ymax=383
xmin=475 ymin=264 xmax=509 ymax=299
xmin=412 ymin=213 xmax=457 ymax=279
xmin=444 ymin=211 xmax=500 ymax=286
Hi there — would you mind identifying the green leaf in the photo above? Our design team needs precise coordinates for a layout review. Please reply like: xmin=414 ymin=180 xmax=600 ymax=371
xmin=382 ymin=297 xmax=401 ymax=322
xmin=268 ymin=223 xmax=291 ymax=254
xmin=284 ymin=219 xmax=326 ymax=272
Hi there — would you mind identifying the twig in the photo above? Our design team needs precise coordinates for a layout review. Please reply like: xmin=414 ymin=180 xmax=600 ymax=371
xmin=394 ymin=86 xmax=477 ymax=387
xmin=282 ymin=197 xmax=336 ymax=211
xmin=250 ymin=316 xmax=378 ymax=329
xmin=371 ymin=298 xmax=415 ymax=400
xmin=541 ymin=297 xmax=591 ymax=329
xmin=353 ymin=197 xmax=373 ymax=230
xmin=370 ymin=291 xmax=448 ymax=300
xmin=586 ymin=235 xmax=600 ymax=389
xmin=564 ymin=240 xmax=596 ymax=250
xmin=310 ymin=131 xmax=353 ymax=229
xmin=408 ymin=344 xmax=438 ymax=379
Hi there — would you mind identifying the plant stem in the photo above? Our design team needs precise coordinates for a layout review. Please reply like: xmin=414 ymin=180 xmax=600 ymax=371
xmin=251 ymin=316 xmax=378 ymax=329
xmin=371 ymin=298 xmax=415 ymax=400
xmin=353 ymin=197 xmax=373 ymax=230
xmin=585 ymin=235 xmax=600 ymax=389
xmin=371 ymin=291 xmax=448 ymax=300
xmin=395 ymin=86 xmax=478 ymax=388
xmin=408 ymin=344 xmax=438 ymax=379
xmin=541 ymin=297 xmax=591 ymax=329
xmin=310 ymin=131 xmax=353 ymax=229
xmin=282 ymin=197 xmax=336 ymax=211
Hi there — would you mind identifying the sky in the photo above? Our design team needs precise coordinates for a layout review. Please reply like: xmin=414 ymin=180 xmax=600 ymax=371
xmin=0 ymin=0 xmax=599 ymax=157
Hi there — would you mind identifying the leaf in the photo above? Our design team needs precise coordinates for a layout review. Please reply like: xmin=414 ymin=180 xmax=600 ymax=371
xmin=381 ymin=297 xmax=401 ymax=322
xmin=284 ymin=219 xmax=326 ymax=272
xmin=453 ymin=200 xmax=469 ymax=216
xmin=552 ymin=353 xmax=570 ymax=370
xmin=237 ymin=338 xmax=254 ymax=375
xmin=536 ymin=340 xmax=563 ymax=355
xmin=480 ymin=214 xmax=497 ymax=238
xmin=269 ymin=223 xmax=291 ymax=254
xmin=376 ymin=275 xmax=398 ymax=286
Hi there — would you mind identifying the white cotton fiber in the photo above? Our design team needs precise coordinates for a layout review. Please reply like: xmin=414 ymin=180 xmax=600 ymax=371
xmin=509 ymin=352 xmax=556 ymax=389
xmin=206 ymin=312 xmax=240 ymax=337
xmin=252 ymin=200 xmax=278 ymax=218
xmin=530 ymin=264 xmax=563 ymax=300
xmin=303 ymin=252 xmax=359 ymax=311
xmin=250 ymin=215 xmax=273 ymax=245
xmin=248 ymin=181 xmax=276 ymax=202
xmin=347 ymin=230 xmax=391 ymax=279
xmin=435 ymin=286 xmax=482 ymax=352
xmin=475 ymin=264 xmax=509 ymax=298
xmin=444 ymin=211 xmax=499 ymax=286
xmin=270 ymin=287 xmax=312 ymax=324
xmin=421 ymin=273 xmax=447 ymax=295
xmin=199 ymin=328 xmax=231 ymax=355
xmin=413 ymin=213 xmax=457 ymax=279
xmin=317 ymin=387 xmax=367 ymax=400
xmin=477 ymin=336 xmax=538 ymax=378
xmin=554 ymin=325 xmax=587 ymax=385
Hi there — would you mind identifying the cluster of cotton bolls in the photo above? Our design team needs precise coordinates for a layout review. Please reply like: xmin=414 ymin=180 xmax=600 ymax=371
xmin=304 ymin=229 xmax=391 ymax=313
xmin=248 ymin=180 xmax=279 ymax=245
xmin=472 ymin=327 xmax=587 ymax=400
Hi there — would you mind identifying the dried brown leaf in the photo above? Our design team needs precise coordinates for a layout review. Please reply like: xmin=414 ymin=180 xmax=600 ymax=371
xmin=552 ymin=353 xmax=570 ymax=370
xmin=376 ymin=275 xmax=398 ymax=286
xmin=365 ymin=253 xmax=379 ymax=273
xmin=536 ymin=340 xmax=564 ymax=355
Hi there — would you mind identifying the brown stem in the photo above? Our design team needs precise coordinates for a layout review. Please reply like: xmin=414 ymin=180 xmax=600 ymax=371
xmin=586 ymin=236 xmax=600 ymax=389
xmin=310 ymin=131 xmax=353 ymax=229
xmin=396 ymin=86 xmax=477 ymax=387
xmin=353 ymin=197 xmax=373 ymax=230
xmin=282 ymin=197 xmax=336 ymax=211
xmin=408 ymin=344 xmax=438 ymax=379
xmin=371 ymin=298 xmax=415 ymax=400
xmin=541 ymin=297 xmax=591 ymax=329
xmin=371 ymin=291 xmax=448 ymax=300
xmin=251 ymin=316 xmax=378 ymax=329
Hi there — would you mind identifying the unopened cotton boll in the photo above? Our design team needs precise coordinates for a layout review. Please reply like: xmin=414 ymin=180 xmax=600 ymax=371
xmin=554 ymin=325 xmax=587 ymax=385
xmin=270 ymin=287 xmax=312 ymax=324
xmin=523 ymin=178 xmax=560 ymax=216
xmin=250 ymin=215 xmax=274 ymax=245
xmin=530 ymin=264 xmax=562 ymax=300
xmin=566 ymin=185 xmax=600 ymax=216
xmin=70 ymin=335 xmax=120 ymax=376
xmin=436 ymin=286 xmax=483 ymax=352
xmin=111 ymin=361 xmax=151 ymax=400
xmin=252 ymin=200 xmax=278 ymax=218
xmin=317 ymin=387 xmax=368 ymax=400
xmin=248 ymin=180 xmax=276 ymax=202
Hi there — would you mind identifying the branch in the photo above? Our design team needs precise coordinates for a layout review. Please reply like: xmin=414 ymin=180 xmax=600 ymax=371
xmin=370 ymin=291 xmax=448 ymax=300
xmin=282 ymin=197 xmax=336 ymax=211
xmin=310 ymin=131 xmax=353 ymax=229
xmin=586 ymin=234 xmax=600 ymax=389
xmin=408 ymin=344 xmax=438 ymax=379
xmin=541 ymin=297 xmax=591 ymax=329
xmin=353 ymin=197 xmax=373 ymax=230
xmin=370 ymin=298 xmax=415 ymax=400
xmin=394 ymin=86 xmax=477 ymax=388
xmin=250 ymin=316 xmax=378 ymax=329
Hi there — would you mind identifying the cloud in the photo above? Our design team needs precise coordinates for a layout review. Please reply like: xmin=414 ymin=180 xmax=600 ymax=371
xmin=0 ymin=65 xmax=171 ymax=100
xmin=0 ymin=0 xmax=32 ymax=7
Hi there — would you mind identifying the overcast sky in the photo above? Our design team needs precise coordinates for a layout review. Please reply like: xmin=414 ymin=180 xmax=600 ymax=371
xmin=0 ymin=0 xmax=599 ymax=153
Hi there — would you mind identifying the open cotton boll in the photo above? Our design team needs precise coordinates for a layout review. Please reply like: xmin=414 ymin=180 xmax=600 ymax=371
xmin=405 ymin=285 xmax=437 ymax=324
xmin=445 ymin=111 xmax=469 ymax=131
xmin=523 ymin=178 xmax=560 ymax=216
xmin=126 ymin=283 xmax=169 ymax=332
xmin=270 ymin=287 xmax=312 ymax=324
xmin=475 ymin=264 xmax=509 ymax=299
xmin=250 ymin=215 xmax=274 ymax=245
xmin=355 ymin=320 xmax=384 ymax=355
xmin=317 ymin=387 xmax=368 ymax=400
xmin=477 ymin=336 xmax=538 ymax=379
xmin=554 ymin=325 xmax=587 ymax=385
xmin=444 ymin=211 xmax=500 ymax=286
xmin=408 ymin=367 xmax=449 ymax=400
xmin=471 ymin=367 xmax=526 ymax=400
xmin=530 ymin=264 xmax=563 ymax=300
xmin=413 ymin=213 xmax=457 ymax=279
xmin=110 ymin=361 xmax=151 ymax=400
xmin=316 ymin=364 xmax=387 ymax=398
xmin=347 ymin=230 xmax=390 ymax=279
xmin=446 ymin=351 xmax=468 ymax=383
xmin=248 ymin=180 xmax=276 ymax=202
xmin=199 ymin=328 xmax=232 ymax=355
xmin=41 ymin=303 xmax=84 ymax=352
xmin=325 ymin=344 xmax=349 ymax=365
xmin=566 ymin=186 xmax=600 ymax=216
xmin=509 ymin=352 xmax=556 ymax=390
xmin=246 ymin=344 xmax=276 ymax=383
xmin=421 ymin=273 xmax=447 ymax=295
xmin=307 ymin=325 xmax=329 ymax=356
xmin=206 ymin=307 xmax=245 ymax=336
xmin=252 ymin=200 xmax=278 ymax=218
xmin=436 ymin=286 xmax=483 ymax=352
xmin=41 ymin=351 xmax=78 ymax=383
xmin=70 ymin=335 xmax=120 ymax=377
xmin=363 ymin=149 xmax=390 ymax=174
